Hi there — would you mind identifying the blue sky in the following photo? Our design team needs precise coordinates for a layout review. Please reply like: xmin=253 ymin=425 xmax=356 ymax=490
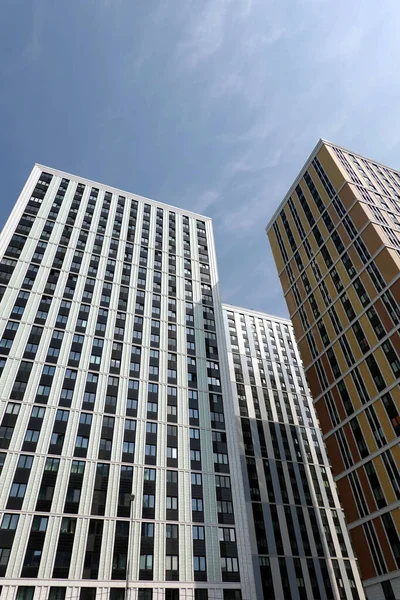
xmin=1 ymin=0 xmax=400 ymax=317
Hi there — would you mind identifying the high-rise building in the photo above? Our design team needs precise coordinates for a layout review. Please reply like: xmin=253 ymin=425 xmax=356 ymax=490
xmin=222 ymin=304 xmax=364 ymax=600
xmin=266 ymin=140 xmax=400 ymax=600
xmin=0 ymin=164 xmax=257 ymax=600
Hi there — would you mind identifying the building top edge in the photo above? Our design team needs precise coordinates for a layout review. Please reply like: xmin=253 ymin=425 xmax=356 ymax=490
xmin=222 ymin=302 xmax=292 ymax=323
xmin=34 ymin=163 xmax=213 ymax=222
xmin=265 ymin=138 xmax=325 ymax=234
xmin=265 ymin=137 xmax=400 ymax=234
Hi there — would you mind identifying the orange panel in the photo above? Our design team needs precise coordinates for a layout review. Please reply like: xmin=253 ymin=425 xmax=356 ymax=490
xmin=325 ymin=434 xmax=345 ymax=476
xmin=373 ymin=516 xmax=397 ymax=572
xmin=349 ymin=202 xmax=370 ymax=233
xmin=291 ymin=313 xmax=304 ymax=344
xmin=306 ymin=364 xmax=323 ymax=399
xmin=321 ymin=354 xmax=334 ymax=387
xmin=314 ymin=397 xmax=333 ymax=435
xmin=374 ymin=298 xmax=394 ymax=333
xmin=285 ymin=289 xmax=298 ymax=317
xmin=343 ymin=422 xmax=361 ymax=464
xmin=362 ymin=223 xmax=386 ymax=256
xmin=389 ymin=331 xmax=400 ymax=355
xmin=357 ymin=465 xmax=377 ymax=514
xmin=332 ymin=386 xmax=347 ymax=421
xmin=336 ymin=477 xmax=360 ymax=523
xmin=338 ymin=183 xmax=358 ymax=211
xmin=280 ymin=269 xmax=290 ymax=295
xmin=390 ymin=278 xmax=400 ymax=302
xmin=374 ymin=248 xmax=399 ymax=287
xmin=350 ymin=525 xmax=377 ymax=580
xmin=298 ymin=338 xmax=312 ymax=367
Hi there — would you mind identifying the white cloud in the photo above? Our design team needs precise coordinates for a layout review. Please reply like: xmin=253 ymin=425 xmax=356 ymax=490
xmin=175 ymin=0 xmax=234 ymax=69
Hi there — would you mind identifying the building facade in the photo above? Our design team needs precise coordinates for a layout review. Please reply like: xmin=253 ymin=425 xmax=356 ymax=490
xmin=266 ymin=140 xmax=400 ymax=600
xmin=222 ymin=304 xmax=364 ymax=600
xmin=0 ymin=165 xmax=256 ymax=600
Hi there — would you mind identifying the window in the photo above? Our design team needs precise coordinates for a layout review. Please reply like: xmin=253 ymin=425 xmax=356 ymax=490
xmin=32 ymin=516 xmax=48 ymax=531
xmin=1 ymin=513 xmax=19 ymax=529
xmin=25 ymin=429 xmax=40 ymax=443
xmin=221 ymin=557 xmax=239 ymax=572
xmin=76 ymin=436 xmax=89 ymax=449
xmin=166 ymin=555 xmax=178 ymax=570
xmin=143 ymin=494 xmax=155 ymax=508
xmin=191 ymin=473 xmax=202 ymax=486
xmin=166 ymin=524 xmax=178 ymax=538
xmin=193 ymin=525 xmax=205 ymax=540
xmin=145 ymin=444 xmax=156 ymax=456
xmin=192 ymin=498 xmax=203 ymax=511
xmin=139 ymin=554 xmax=153 ymax=570
xmin=191 ymin=450 xmax=201 ymax=462
xmin=166 ymin=496 xmax=178 ymax=510
xmin=194 ymin=556 xmax=206 ymax=571
xmin=141 ymin=522 xmax=154 ymax=537
xmin=45 ymin=457 xmax=59 ymax=471
xmin=0 ymin=547 xmax=11 ymax=566
xmin=10 ymin=483 xmax=27 ymax=498
xmin=167 ymin=447 xmax=178 ymax=459
xmin=144 ymin=468 xmax=156 ymax=481
xmin=167 ymin=470 xmax=178 ymax=483
xmin=18 ymin=455 xmax=33 ymax=469
xmin=219 ymin=528 xmax=236 ymax=542
xmin=146 ymin=422 xmax=157 ymax=434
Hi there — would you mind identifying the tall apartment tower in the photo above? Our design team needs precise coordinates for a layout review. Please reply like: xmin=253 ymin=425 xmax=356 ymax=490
xmin=0 ymin=165 xmax=257 ymax=600
xmin=222 ymin=305 xmax=364 ymax=600
xmin=266 ymin=140 xmax=400 ymax=600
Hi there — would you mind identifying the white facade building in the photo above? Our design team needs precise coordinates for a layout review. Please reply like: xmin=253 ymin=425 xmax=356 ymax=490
xmin=222 ymin=304 xmax=365 ymax=600
xmin=0 ymin=165 xmax=256 ymax=600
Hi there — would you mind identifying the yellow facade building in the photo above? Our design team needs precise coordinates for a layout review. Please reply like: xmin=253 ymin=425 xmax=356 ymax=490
xmin=267 ymin=140 xmax=400 ymax=600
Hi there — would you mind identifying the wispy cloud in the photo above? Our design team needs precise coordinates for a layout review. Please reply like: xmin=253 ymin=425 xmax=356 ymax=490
xmin=175 ymin=0 xmax=235 ymax=70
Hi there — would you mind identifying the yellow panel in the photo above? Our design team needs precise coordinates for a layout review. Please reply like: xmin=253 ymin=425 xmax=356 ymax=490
xmin=279 ymin=214 xmax=294 ymax=263
xmin=360 ymin=271 xmax=377 ymax=303
xmin=359 ymin=314 xmax=376 ymax=346
xmin=307 ymin=231 xmax=319 ymax=256
xmin=299 ymin=179 xmax=320 ymax=222
xmin=358 ymin=362 xmax=376 ymax=396
xmin=374 ymin=247 xmax=400 ymax=287
xmin=391 ymin=508 xmax=400 ymax=537
xmin=268 ymin=230 xmax=285 ymax=274
xmin=333 ymin=339 xmax=348 ymax=375
xmin=374 ymin=455 xmax=396 ymax=506
xmin=285 ymin=288 xmax=298 ymax=318
xmin=374 ymin=347 xmax=396 ymax=387
xmin=315 ymin=253 xmax=328 ymax=279
xmin=345 ymin=375 xmax=362 ymax=411
xmin=323 ymin=314 xmax=336 ymax=344
xmin=347 ymin=285 xmax=363 ymax=317
xmin=317 ymin=144 xmax=347 ymax=189
xmin=358 ymin=411 xmax=377 ymax=453
xmin=334 ymin=301 xmax=348 ymax=330
xmin=335 ymin=261 xmax=349 ymax=287
xmin=324 ymin=276 xmax=336 ymax=303
xmin=326 ymin=238 xmax=339 ymax=263
xmin=309 ymin=164 xmax=331 ymax=207
xmin=286 ymin=208 xmax=302 ymax=249
xmin=345 ymin=329 xmax=362 ymax=363
xmin=280 ymin=268 xmax=290 ymax=295
xmin=374 ymin=400 xmax=395 ymax=444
